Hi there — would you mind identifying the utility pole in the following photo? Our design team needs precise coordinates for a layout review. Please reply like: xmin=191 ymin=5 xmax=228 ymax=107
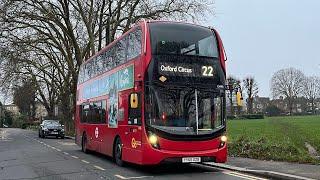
xmin=0 ymin=102 xmax=3 ymax=128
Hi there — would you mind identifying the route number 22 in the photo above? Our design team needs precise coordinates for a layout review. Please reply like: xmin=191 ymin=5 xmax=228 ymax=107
xmin=201 ymin=66 xmax=214 ymax=77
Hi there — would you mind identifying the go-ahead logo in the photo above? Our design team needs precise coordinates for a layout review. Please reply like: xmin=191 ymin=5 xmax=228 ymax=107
xmin=95 ymin=127 xmax=99 ymax=138
xmin=131 ymin=138 xmax=141 ymax=148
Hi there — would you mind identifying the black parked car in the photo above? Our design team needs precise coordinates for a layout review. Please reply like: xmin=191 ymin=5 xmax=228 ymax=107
xmin=39 ymin=120 xmax=65 ymax=139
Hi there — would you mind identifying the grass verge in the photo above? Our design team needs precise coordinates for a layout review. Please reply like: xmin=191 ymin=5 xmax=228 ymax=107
xmin=227 ymin=115 xmax=320 ymax=164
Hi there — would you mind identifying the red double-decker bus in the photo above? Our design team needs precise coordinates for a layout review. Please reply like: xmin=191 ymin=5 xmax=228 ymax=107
xmin=75 ymin=20 xmax=228 ymax=166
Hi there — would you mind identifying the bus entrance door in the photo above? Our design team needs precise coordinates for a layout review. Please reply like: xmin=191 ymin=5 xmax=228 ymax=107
xmin=125 ymin=93 xmax=143 ymax=163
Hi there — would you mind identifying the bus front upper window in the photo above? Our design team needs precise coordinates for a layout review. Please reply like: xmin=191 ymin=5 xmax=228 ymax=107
xmin=150 ymin=23 xmax=219 ymax=58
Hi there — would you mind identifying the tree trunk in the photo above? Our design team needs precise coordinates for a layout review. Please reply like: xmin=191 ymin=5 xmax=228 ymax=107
xmin=311 ymin=99 xmax=316 ymax=115
xmin=105 ymin=19 xmax=110 ymax=45
xmin=288 ymin=98 xmax=293 ymax=115
xmin=228 ymin=90 xmax=234 ymax=116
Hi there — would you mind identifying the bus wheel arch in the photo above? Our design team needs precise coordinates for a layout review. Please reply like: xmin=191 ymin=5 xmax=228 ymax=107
xmin=113 ymin=135 xmax=124 ymax=166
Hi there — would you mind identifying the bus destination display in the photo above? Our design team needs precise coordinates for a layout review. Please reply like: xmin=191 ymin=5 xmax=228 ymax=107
xmin=158 ymin=62 xmax=215 ymax=77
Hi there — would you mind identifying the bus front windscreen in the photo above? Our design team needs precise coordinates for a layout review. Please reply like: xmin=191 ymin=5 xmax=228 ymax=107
xmin=145 ymin=86 xmax=224 ymax=136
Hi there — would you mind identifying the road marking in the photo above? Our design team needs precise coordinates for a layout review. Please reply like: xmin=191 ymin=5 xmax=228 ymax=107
xmin=194 ymin=163 xmax=266 ymax=180
xmin=58 ymin=142 xmax=77 ymax=146
xmin=56 ymin=148 xmax=61 ymax=152
xmin=51 ymin=147 xmax=56 ymax=150
xmin=81 ymin=160 xmax=90 ymax=164
xmin=223 ymin=171 xmax=266 ymax=180
xmin=229 ymin=171 xmax=267 ymax=180
xmin=223 ymin=172 xmax=254 ymax=180
xmin=71 ymin=155 xmax=79 ymax=159
xmin=63 ymin=152 xmax=69 ymax=155
xmin=93 ymin=165 xmax=105 ymax=171
xmin=114 ymin=175 xmax=153 ymax=179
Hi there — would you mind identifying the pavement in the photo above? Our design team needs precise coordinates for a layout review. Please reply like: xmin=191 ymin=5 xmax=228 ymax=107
xmin=0 ymin=128 xmax=267 ymax=180
xmin=226 ymin=157 xmax=319 ymax=179
xmin=205 ymin=157 xmax=319 ymax=180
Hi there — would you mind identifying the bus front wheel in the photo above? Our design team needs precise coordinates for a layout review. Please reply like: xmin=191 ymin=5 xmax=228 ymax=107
xmin=114 ymin=137 xmax=124 ymax=166
xmin=81 ymin=134 xmax=88 ymax=153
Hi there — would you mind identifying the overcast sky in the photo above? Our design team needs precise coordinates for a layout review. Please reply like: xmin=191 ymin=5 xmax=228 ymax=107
xmin=207 ymin=0 xmax=320 ymax=97
xmin=1 ymin=0 xmax=320 ymax=104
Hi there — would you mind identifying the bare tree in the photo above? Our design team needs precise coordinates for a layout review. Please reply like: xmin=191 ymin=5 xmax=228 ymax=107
xmin=302 ymin=76 xmax=320 ymax=114
xmin=226 ymin=76 xmax=239 ymax=116
xmin=226 ymin=76 xmax=238 ymax=116
xmin=0 ymin=43 xmax=60 ymax=118
xmin=0 ymin=0 xmax=214 ymax=131
xmin=243 ymin=76 xmax=259 ymax=114
xmin=13 ymin=80 xmax=36 ymax=120
xmin=271 ymin=68 xmax=305 ymax=115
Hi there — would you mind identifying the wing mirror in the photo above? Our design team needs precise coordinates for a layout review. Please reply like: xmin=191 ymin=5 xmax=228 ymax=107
xmin=130 ymin=93 xmax=139 ymax=109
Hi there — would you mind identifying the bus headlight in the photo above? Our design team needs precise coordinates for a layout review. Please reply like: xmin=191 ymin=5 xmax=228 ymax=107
xmin=219 ymin=135 xmax=227 ymax=148
xmin=149 ymin=134 xmax=158 ymax=144
xmin=220 ymin=135 xmax=227 ymax=142
xmin=148 ymin=132 xmax=160 ymax=149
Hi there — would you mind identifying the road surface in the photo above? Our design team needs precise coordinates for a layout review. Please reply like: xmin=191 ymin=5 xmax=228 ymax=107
xmin=0 ymin=128 xmax=267 ymax=180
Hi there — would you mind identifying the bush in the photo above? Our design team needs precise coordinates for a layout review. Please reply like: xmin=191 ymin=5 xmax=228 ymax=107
xmin=240 ymin=114 xmax=264 ymax=119
xmin=22 ymin=122 xmax=40 ymax=130
xmin=227 ymin=115 xmax=237 ymax=120
xmin=266 ymin=105 xmax=283 ymax=116
xmin=21 ymin=123 xmax=27 ymax=129
xmin=228 ymin=136 xmax=316 ymax=163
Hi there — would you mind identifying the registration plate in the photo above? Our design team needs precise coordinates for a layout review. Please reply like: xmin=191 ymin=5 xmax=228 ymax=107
xmin=182 ymin=157 xmax=201 ymax=163
xmin=51 ymin=132 xmax=58 ymax=135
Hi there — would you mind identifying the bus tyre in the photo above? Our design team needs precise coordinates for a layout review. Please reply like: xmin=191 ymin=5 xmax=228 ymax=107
xmin=81 ymin=134 xmax=88 ymax=153
xmin=114 ymin=137 xmax=124 ymax=166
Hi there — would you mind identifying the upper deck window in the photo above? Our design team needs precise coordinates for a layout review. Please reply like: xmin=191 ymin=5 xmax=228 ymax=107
xmin=149 ymin=23 xmax=218 ymax=58
xmin=78 ymin=27 xmax=142 ymax=84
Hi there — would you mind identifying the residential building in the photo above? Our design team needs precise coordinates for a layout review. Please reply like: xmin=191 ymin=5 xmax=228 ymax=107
xmin=3 ymin=104 xmax=20 ymax=116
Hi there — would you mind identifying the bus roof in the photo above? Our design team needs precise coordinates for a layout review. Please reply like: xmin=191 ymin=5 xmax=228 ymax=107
xmin=81 ymin=20 xmax=215 ymax=66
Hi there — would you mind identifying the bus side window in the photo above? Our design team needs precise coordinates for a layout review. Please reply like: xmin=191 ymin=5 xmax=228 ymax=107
xmin=127 ymin=28 xmax=142 ymax=60
xmin=128 ymin=93 xmax=141 ymax=125
xmin=81 ymin=104 xmax=90 ymax=123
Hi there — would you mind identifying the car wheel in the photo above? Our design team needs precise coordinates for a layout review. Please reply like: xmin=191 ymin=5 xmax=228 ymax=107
xmin=61 ymin=136 xmax=65 ymax=139
xmin=114 ymin=137 xmax=124 ymax=166
xmin=41 ymin=131 xmax=45 ymax=138
xmin=81 ymin=134 xmax=88 ymax=153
